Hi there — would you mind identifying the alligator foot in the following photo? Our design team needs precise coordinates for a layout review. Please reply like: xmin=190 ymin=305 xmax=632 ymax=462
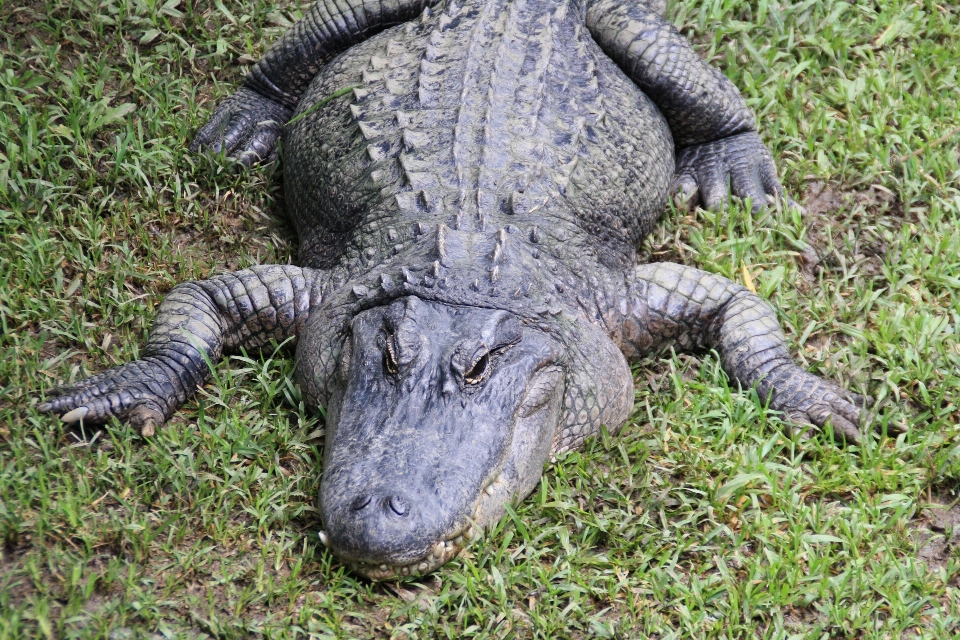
xmin=757 ymin=365 xmax=873 ymax=444
xmin=672 ymin=131 xmax=793 ymax=212
xmin=190 ymin=87 xmax=292 ymax=166
xmin=37 ymin=358 xmax=185 ymax=435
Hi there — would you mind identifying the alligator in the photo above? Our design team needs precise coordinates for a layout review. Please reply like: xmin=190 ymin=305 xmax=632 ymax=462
xmin=39 ymin=0 xmax=869 ymax=579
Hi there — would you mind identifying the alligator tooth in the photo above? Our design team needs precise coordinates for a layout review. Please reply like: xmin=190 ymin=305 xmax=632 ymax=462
xmin=454 ymin=535 xmax=464 ymax=546
xmin=484 ymin=484 xmax=495 ymax=496
xmin=418 ymin=562 xmax=429 ymax=573
xmin=380 ymin=564 xmax=389 ymax=572
xmin=60 ymin=407 xmax=89 ymax=423
xmin=433 ymin=542 xmax=445 ymax=558
xmin=318 ymin=531 xmax=330 ymax=547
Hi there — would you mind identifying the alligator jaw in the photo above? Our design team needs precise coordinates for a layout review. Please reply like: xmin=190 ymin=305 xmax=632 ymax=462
xmin=343 ymin=520 xmax=482 ymax=580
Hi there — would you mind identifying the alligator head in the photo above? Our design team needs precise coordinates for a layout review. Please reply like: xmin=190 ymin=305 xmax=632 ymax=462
xmin=317 ymin=295 xmax=566 ymax=579
xmin=295 ymin=225 xmax=634 ymax=579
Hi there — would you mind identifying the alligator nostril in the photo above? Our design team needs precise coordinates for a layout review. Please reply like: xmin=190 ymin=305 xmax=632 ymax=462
xmin=351 ymin=495 xmax=372 ymax=511
xmin=386 ymin=495 xmax=408 ymax=516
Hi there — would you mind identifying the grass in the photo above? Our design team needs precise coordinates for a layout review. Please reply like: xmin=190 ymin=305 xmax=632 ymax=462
xmin=1 ymin=0 xmax=958 ymax=637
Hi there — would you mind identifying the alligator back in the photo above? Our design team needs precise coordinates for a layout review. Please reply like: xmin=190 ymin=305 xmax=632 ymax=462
xmin=282 ymin=0 xmax=674 ymax=273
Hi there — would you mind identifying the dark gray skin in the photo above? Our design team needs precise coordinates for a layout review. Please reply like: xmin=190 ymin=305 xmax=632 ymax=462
xmin=39 ymin=0 xmax=870 ymax=579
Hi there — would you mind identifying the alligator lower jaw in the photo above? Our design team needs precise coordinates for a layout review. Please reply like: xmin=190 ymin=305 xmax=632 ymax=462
xmin=347 ymin=525 xmax=482 ymax=581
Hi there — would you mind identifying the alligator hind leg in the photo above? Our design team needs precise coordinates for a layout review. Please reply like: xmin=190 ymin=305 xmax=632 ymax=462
xmin=585 ymin=0 xmax=787 ymax=212
xmin=38 ymin=266 xmax=326 ymax=435
xmin=609 ymin=263 xmax=868 ymax=442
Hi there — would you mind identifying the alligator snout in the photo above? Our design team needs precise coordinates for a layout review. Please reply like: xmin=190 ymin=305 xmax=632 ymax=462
xmin=322 ymin=485 xmax=438 ymax=568
xmin=316 ymin=296 xmax=565 ymax=579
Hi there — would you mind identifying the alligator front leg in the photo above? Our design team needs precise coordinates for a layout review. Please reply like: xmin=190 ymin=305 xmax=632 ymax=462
xmin=609 ymin=263 xmax=868 ymax=442
xmin=190 ymin=0 xmax=437 ymax=165
xmin=585 ymin=1 xmax=787 ymax=211
xmin=38 ymin=266 xmax=324 ymax=435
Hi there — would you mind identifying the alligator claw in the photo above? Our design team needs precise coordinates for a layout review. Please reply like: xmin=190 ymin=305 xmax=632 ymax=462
xmin=673 ymin=131 xmax=789 ymax=213
xmin=59 ymin=406 xmax=90 ymax=423
xmin=190 ymin=87 xmax=292 ymax=166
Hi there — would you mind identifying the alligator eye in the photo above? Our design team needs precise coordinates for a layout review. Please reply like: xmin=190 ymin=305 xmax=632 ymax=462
xmin=463 ymin=352 xmax=489 ymax=384
xmin=384 ymin=337 xmax=399 ymax=375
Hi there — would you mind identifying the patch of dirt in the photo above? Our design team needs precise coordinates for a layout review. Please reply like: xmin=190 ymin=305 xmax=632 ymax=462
xmin=798 ymin=181 xmax=905 ymax=281
xmin=911 ymin=489 xmax=960 ymax=583
xmin=0 ymin=544 xmax=38 ymax=604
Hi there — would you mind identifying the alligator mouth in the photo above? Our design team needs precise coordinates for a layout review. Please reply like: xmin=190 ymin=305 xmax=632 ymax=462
xmin=345 ymin=524 xmax=482 ymax=580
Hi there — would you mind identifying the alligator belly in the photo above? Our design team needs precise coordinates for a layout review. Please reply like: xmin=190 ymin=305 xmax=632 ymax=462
xmin=281 ymin=0 xmax=673 ymax=270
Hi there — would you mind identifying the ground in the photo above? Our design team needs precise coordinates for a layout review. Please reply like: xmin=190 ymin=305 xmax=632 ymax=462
xmin=1 ymin=0 xmax=959 ymax=637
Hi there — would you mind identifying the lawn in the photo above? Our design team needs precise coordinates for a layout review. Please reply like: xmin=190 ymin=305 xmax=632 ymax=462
xmin=1 ymin=0 xmax=958 ymax=637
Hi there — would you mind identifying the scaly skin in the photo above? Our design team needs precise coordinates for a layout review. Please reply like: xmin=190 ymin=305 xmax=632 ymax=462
xmin=40 ymin=0 xmax=871 ymax=579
